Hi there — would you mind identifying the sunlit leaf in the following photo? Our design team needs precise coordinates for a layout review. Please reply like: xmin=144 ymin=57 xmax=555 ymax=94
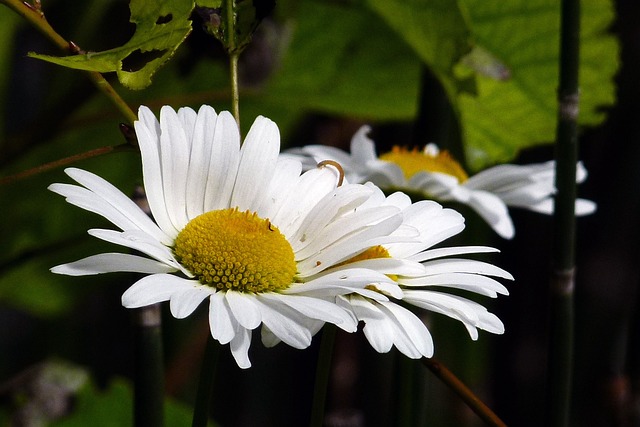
xmin=458 ymin=0 xmax=619 ymax=169
xmin=28 ymin=0 xmax=195 ymax=90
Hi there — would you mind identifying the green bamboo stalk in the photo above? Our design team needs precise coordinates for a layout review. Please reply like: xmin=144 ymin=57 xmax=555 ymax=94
xmin=421 ymin=358 xmax=507 ymax=427
xmin=134 ymin=304 xmax=165 ymax=427
xmin=309 ymin=324 xmax=337 ymax=427
xmin=191 ymin=334 xmax=220 ymax=427
xmin=0 ymin=0 xmax=138 ymax=126
xmin=546 ymin=0 xmax=581 ymax=424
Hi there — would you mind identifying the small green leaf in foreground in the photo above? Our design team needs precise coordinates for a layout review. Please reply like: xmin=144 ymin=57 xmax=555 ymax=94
xmin=28 ymin=0 xmax=195 ymax=90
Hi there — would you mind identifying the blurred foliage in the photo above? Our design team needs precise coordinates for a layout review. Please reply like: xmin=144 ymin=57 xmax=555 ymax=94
xmin=51 ymin=378 xmax=212 ymax=426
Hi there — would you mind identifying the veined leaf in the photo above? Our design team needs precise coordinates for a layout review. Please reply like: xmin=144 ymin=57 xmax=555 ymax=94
xmin=458 ymin=0 xmax=619 ymax=169
xmin=29 ymin=0 xmax=195 ymax=90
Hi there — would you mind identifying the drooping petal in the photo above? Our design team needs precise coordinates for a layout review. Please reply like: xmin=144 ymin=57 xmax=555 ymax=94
xmin=230 ymin=327 xmax=252 ymax=369
xmin=170 ymin=287 xmax=213 ymax=319
xmin=253 ymin=297 xmax=312 ymax=349
xmin=225 ymin=291 xmax=262 ymax=330
xmin=122 ymin=274 xmax=197 ymax=308
xmin=465 ymin=191 xmax=514 ymax=239
xmin=209 ymin=291 xmax=236 ymax=345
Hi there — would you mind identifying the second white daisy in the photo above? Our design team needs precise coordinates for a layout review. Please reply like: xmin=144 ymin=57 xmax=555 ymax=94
xmin=287 ymin=126 xmax=596 ymax=239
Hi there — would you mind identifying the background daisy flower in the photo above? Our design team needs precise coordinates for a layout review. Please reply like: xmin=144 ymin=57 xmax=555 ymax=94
xmin=49 ymin=105 xmax=419 ymax=368
xmin=331 ymin=184 xmax=512 ymax=358
xmin=287 ymin=126 xmax=596 ymax=239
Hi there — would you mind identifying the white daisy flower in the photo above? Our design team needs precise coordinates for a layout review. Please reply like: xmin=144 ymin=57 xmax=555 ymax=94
xmin=287 ymin=126 xmax=596 ymax=239
xmin=49 ymin=105 xmax=416 ymax=368
xmin=332 ymin=184 xmax=512 ymax=359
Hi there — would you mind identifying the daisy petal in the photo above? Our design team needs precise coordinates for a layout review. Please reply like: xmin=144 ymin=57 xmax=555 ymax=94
xmin=225 ymin=291 xmax=262 ymax=330
xmin=230 ymin=327 xmax=252 ymax=369
xmin=231 ymin=116 xmax=279 ymax=211
xmin=209 ymin=291 xmax=236 ymax=344
xmin=51 ymin=253 xmax=176 ymax=276
xmin=122 ymin=274 xmax=197 ymax=308
xmin=170 ymin=287 xmax=213 ymax=319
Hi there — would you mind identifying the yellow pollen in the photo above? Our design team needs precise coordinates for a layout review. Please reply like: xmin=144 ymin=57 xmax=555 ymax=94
xmin=173 ymin=208 xmax=297 ymax=293
xmin=380 ymin=146 xmax=468 ymax=183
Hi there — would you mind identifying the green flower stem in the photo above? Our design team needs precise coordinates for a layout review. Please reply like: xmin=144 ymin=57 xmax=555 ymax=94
xmin=134 ymin=304 xmax=165 ymax=427
xmin=0 ymin=0 xmax=138 ymax=127
xmin=221 ymin=0 xmax=241 ymax=126
xmin=421 ymin=357 xmax=507 ymax=427
xmin=192 ymin=333 xmax=220 ymax=427
xmin=309 ymin=324 xmax=337 ymax=427
xmin=547 ymin=0 xmax=580 ymax=425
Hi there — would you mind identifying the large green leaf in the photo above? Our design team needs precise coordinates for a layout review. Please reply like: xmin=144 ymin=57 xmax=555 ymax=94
xmin=265 ymin=1 xmax=421 ymax=120
xmin=365 ymin=0 xmax=472 ymax=99
xmin=458 ymin=0 xmax=618 ymax=169
xmin=29 ymin=0 xmax=195 ymax=90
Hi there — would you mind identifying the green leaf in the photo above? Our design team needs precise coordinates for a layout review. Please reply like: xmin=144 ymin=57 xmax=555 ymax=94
xmin=51 ymin=378 xmax=216 ymax=427
xmin=458 ymin=0 xmax=619 ymax=169
xmin=29 ymin=0 xmax=195 ymax=90
xmin=365 ymin=0 xmax=473 ymax=98
xmin=265 ymin=0 xmax=421 ymax=120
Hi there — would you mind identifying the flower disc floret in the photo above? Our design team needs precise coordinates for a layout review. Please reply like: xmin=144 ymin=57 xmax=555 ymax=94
xmin=380 ymin=146 xmax=468 ymax=183
xmin=173 ymin=208 xmax=296 ymax=292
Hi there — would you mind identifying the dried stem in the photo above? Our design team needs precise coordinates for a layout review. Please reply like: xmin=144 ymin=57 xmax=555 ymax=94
xmin=422 ymin=357 xmax=507 ymax=427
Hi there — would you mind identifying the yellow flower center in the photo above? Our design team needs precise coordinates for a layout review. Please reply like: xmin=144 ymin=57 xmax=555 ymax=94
xmin=338 ymin=245 xmax=398 ymax=284
xmin=173 ymin=208 xmax=297 ymax=293
xmin=380 ymin=146 xmax=468 ymax=183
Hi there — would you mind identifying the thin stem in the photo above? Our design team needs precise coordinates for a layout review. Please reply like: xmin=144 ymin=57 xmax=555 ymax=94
xmin=222 ymin=0 xmax=240 ymax=125
xmin=309 ymin=324 xmax=337 ymax=427
xmin=421 ymin=357 xmax=507 ymax=427
xmin=0 ymin=0 xmax=138 ymax=126
xmin=0 ymin=143 xmax=133 ymax=185
xmin=134 ymin=304 xmax=165 ymax=427
xmin=192 ymin=333 xmax=220 ymax=427
xmin=546 ymin=0 xmax=580 ymax=425
xmin=229 ymin=53 xmax=240 ymax=126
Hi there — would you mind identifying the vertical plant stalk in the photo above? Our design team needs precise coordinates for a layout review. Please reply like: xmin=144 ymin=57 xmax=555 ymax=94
xmin=309 ymin=324 xmax=337 ymax=427
xmin=0 ymin=0 xmax=138 ymax=127
xmin=134 ymin=304 xmax=165 ymax=427
xmin=223 ymin=0 xmax=241 ymax=126
xmin=191 ymin=333 xmax=220 ymax=427
xmin=422 ymin=358 xmax=507 ymax=427
xmin=547 ymin=0 xmax=580 ymax=425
